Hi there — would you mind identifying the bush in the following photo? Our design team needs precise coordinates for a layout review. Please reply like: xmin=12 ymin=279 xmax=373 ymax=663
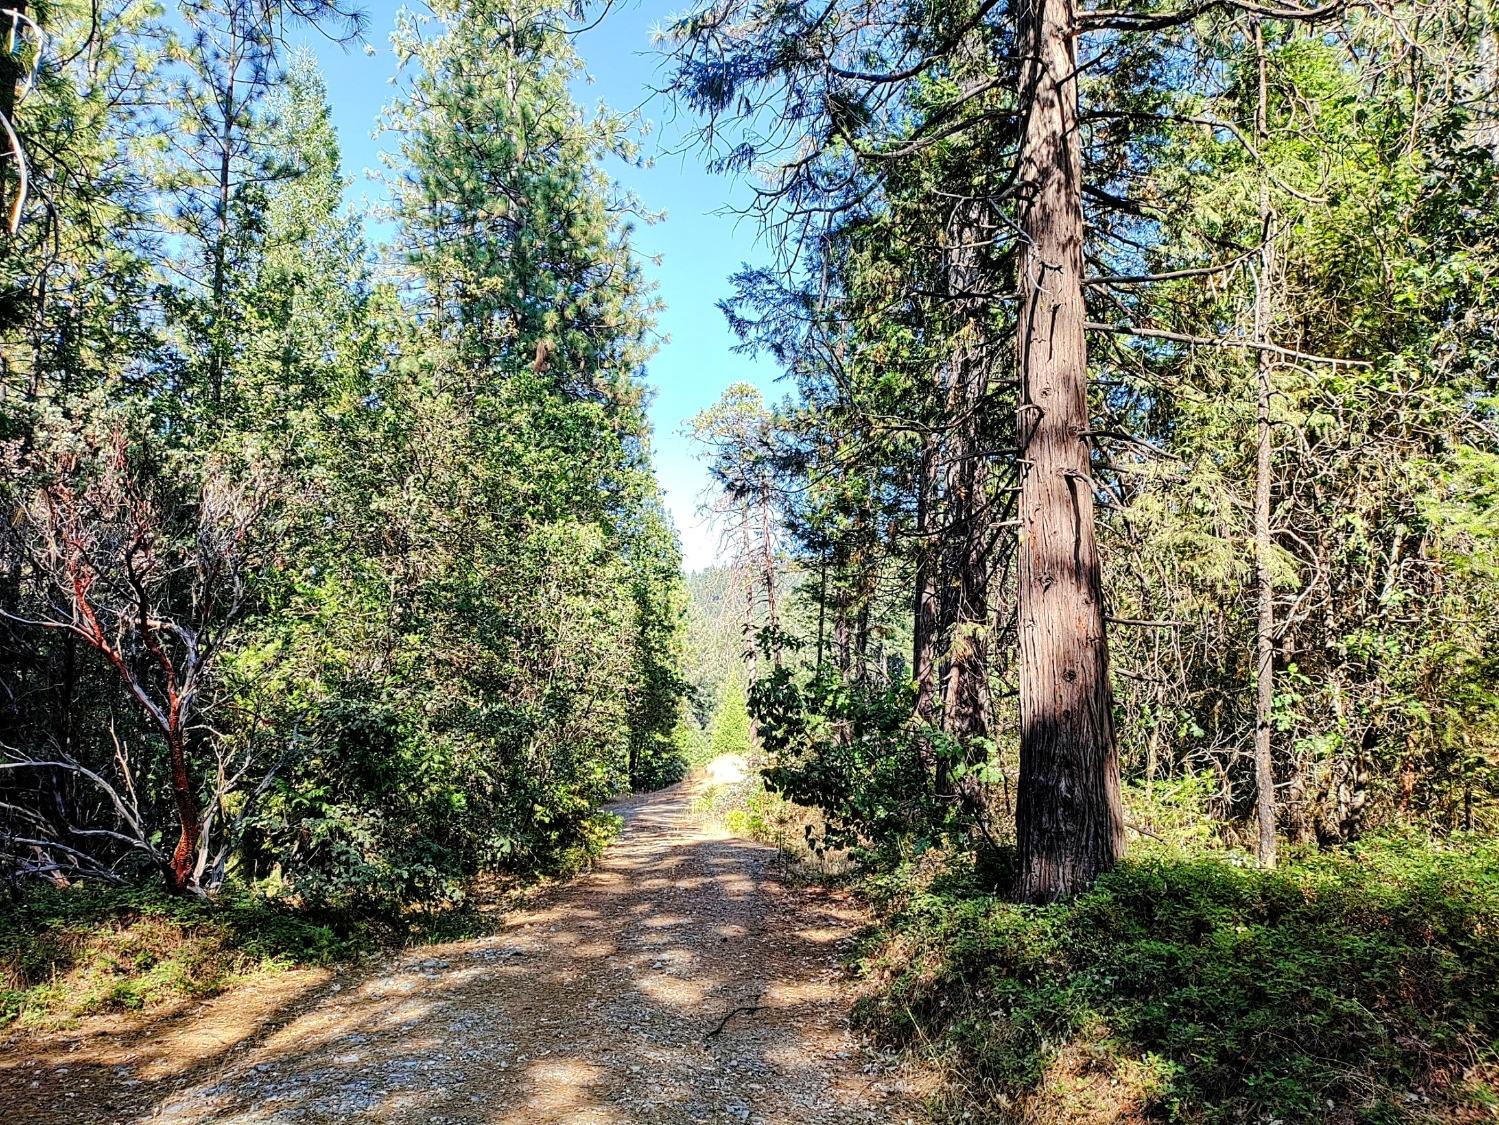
xmin=751 ymin=665 xmax=958 ymax=857
xmin=629 ymin=720 xmax=695 ymax=791
xmin=243 ymin=696 xmax=622 ymax=915
xmin=855 ymin=833 xmax=1499 ymax=1122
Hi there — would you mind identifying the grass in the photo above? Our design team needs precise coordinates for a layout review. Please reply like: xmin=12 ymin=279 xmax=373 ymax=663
xmin=853 ymin=832 xmax=1499 ymax=1123
xmin=695 ymin=764 xmax=853 ymax=879
xmin=0 ymin=816 xmax=623 ymax=1031
xmin=0 ymin=883 xmax=372 ymax=1028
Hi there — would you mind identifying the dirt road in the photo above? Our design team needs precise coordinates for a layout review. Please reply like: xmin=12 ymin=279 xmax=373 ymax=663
xmin=0 ymin=770 xmax=923 ymax=1123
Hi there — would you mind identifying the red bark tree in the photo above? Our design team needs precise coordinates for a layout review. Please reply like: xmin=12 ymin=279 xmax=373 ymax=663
xmin=7 ymin=433 xmax=269 ymax=893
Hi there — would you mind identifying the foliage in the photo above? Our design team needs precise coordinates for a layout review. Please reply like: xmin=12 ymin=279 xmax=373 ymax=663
xmin=625 ymin=503 xmax=693 ymax=791
xmin=0 ymin=0 xmax=687 ymax=915
xmin=1099 ymin=20 xmax=1499 ymax=842
xmin=708 ymin=670 xmax=754 ymax=760
xmin=752 ymin=665 xmax=960 ymax=858
xmin=673 ymin=717 xmax=715 ymax=769
xmin=856 ymin=833 xmax=1499 ymax=1122
xmin=666 ymin=0 xmax=1499 ymax=872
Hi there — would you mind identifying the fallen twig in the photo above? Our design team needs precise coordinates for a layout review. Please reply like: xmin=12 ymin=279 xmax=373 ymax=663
xmin=704 ymin=1004 xmax=768 ymax=1041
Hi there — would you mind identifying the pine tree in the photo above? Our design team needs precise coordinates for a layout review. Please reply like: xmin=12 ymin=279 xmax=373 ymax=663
xmin=710 ymin=671 xmax=754 ymax=761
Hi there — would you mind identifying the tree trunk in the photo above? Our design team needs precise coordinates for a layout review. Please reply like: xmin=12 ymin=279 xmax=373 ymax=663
xmin=209 ymin=25 xmax=239 ymax=404
xmin=942 ymin=201 xmax=993 ymax=749
xmin=1252 ymin=21 xmax=1279 ymax=870
xmin=817 ymin=549 xmax=829 ymax=668
xmin=1013 ymin=0 xmax=1124 ymax=902
xmin=739 ymin=520 xmax=757 ymax=674
xmin=834 ymin=605 xmax=850 ymax=675
xmin=0 ymin=1 xmax=25 ymax=231
xmin=913 ymin=437 xmax=941 ymax=724
xmin=758 ymin=494 xmax=780 ymax=664
xmin=165 ymin=718 xmax=203 ymax=894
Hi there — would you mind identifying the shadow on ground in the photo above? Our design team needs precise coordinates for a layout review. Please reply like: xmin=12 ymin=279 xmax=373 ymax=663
xmin=0 ymin=774 xmax=920 ymax=1124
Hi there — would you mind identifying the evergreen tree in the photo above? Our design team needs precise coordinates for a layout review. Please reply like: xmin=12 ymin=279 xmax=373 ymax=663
xmin=710 ymin=671 xmax=754 ymax=761
xmin=0 ymin=1 xmax=690 ymax=899
xmin=667 ymin=0 xmax=1499 ymax=893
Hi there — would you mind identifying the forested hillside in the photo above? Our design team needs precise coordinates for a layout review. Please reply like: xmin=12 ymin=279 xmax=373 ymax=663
xmin=0 ymin=0 xmax=687 ymax=911
xmin=681 ymin=562 xmax=805 ymax=719
xmin=682 ymin=567 xmax=742 ymax=722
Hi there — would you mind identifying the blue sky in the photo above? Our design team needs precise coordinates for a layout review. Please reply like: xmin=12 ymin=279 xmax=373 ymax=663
xmin=292 ymin=1 xmax=779 ymax=572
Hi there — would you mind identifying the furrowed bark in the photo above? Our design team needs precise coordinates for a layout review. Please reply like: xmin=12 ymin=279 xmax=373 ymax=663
xmin=759 ymin=493 xmax=780 ymax=664
xmin=1013 ymin=0 xmax=1125 ymax=902
xmin=913 ymin=436 xmax=940 ymax=725
xmin=0 ymin=1 xmax=24 ymax=229
xmin=912 ymin=435 xmax=945 ymax=794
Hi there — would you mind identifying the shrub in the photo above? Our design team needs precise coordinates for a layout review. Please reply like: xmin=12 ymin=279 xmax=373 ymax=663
xmin=855 ymin=832 xmax=1499 ymax=1122
xmin=751 ymin=665 xmax=958 ymax=857
xmin=629 ymin=720 xmax=694 ymax=790
xmin=243 ymin=696 xmax=621 ymax=915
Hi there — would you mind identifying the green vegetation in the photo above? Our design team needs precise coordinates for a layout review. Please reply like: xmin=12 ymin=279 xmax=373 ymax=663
xmin=857 ymin=834 xmax=1499 ymax=1122
xmin=737 ymin=660 xmax=1499 ymax=1118
xmin=0 ymin=828 xmax=613 ymax=1028
xmin=667 ymin=0 xmax=1499 ymax=1112
xmin=709 ymin=672 xmax=755 ymax=761
xmin=0 ymin=0 xmax=689 ymax=1008
xmin=0 ymin=885 xmax=359 ymax=1027
xmin=0 ymin=0 xmax=1496 ymax=1117
xmin=683 ymin=566 xmax=752 ymax=723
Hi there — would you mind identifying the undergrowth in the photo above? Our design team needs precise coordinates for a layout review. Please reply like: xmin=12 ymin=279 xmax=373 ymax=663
xmin=695 ymin=766 xmax=852 ymax=880
xmin=854 ymin=832 xmax=1499 ymax=1123
xmin=0 ymin=884 xmax=367 ymax=1028
xmin=0 ymin=817 xmax=622 ymax=1030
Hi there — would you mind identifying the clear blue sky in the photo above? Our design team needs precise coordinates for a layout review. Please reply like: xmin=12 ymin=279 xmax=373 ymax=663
xmin=293 ymin=1 xmax=779 ymax=572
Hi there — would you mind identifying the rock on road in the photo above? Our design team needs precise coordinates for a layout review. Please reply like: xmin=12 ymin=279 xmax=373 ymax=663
xmin=0 ymin=766 xmax=924 ymax=1124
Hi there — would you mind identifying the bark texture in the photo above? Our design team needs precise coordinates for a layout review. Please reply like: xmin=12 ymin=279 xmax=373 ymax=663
xmin=912 ymin=437 xmax=941 ymax=726
xmin=166 ymin=720 xmax=203 ymax=893
xmin=0 ymin=1 xmax=25 ymax=230
xmin=941 ymin=202 xmax=993 ymax=751
xmin=1013 ymin=0 xmax=1125 ymax=902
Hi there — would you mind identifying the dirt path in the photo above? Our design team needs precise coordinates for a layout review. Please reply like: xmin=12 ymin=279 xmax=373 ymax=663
xmin=0 ymin=771 xmax=925 ymax=1124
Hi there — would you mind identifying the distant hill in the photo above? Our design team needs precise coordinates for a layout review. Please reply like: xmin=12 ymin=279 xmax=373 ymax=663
xmin=682 ymin=564 xmax=811 ymax=725
xmin=683 ymin=566 xmax=752 ymax=725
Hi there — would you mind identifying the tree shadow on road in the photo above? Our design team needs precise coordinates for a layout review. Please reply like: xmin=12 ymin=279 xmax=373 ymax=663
xmin=0 ymin=780 xmax=913 ymax=1124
